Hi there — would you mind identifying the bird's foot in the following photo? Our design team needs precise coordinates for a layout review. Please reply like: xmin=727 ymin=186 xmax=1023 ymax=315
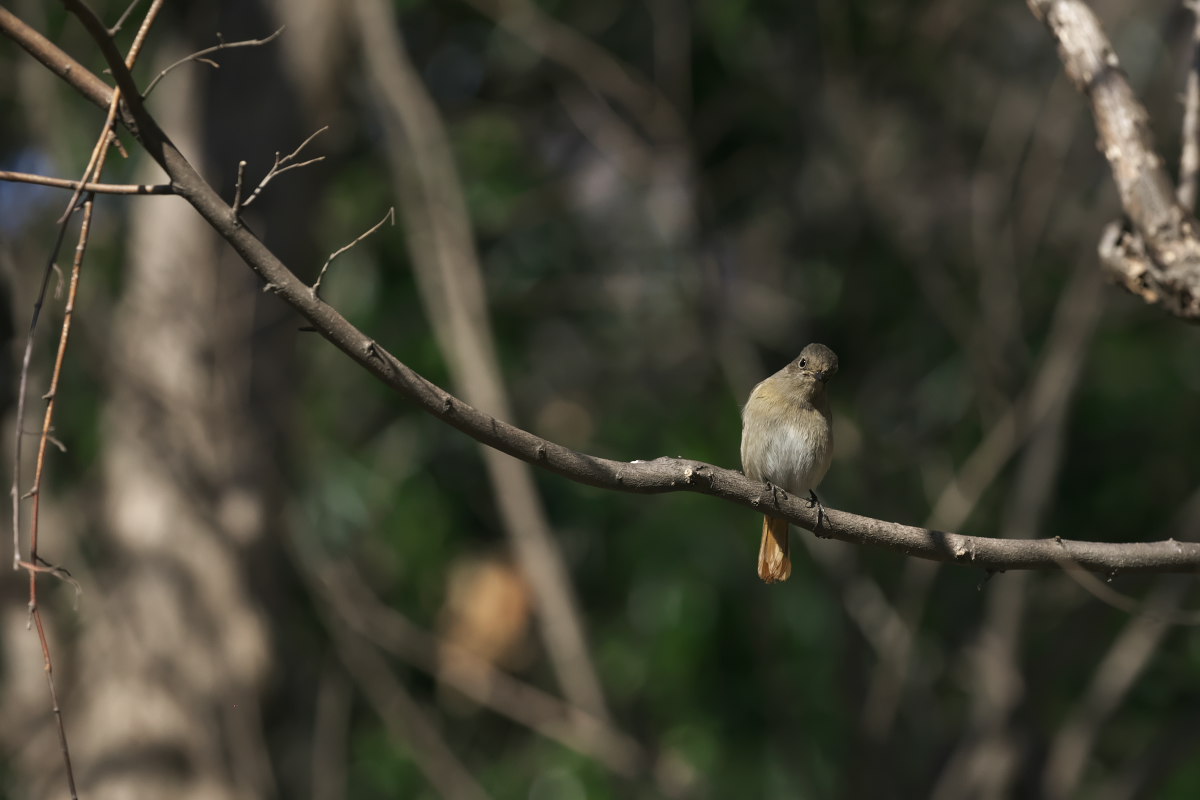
xmin=808 ymin=490 xmax=827 ymax=534
xmin=766 ymin=480 xmax=789 ymax=510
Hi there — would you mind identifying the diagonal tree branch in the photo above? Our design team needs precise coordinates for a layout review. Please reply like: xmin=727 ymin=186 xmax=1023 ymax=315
xmin=0 ymin=2 xmax=1194 ymax=575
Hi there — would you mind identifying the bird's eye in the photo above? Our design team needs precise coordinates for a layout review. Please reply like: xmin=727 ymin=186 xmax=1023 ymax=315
xmin=799 ymin=358 xmax=807 ymax=368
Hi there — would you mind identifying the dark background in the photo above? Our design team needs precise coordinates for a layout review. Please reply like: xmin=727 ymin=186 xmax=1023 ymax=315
xmin=3 ymin=1 xmax=1200 ymax=798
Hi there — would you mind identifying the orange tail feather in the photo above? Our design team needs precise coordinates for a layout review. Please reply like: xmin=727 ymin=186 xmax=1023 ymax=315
xmin=757 ymin=515 xmax=792 ymax=583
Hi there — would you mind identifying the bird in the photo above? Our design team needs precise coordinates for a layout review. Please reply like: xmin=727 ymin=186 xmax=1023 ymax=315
xmin=740 ymin=343 xmax=838 ymax=583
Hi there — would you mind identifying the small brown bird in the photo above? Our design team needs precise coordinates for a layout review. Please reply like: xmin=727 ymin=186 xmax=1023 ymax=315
xmin=740 ymin=343 xmax=837 ymax=583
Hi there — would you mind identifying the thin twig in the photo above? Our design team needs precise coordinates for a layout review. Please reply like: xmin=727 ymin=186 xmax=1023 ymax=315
xmin=142 ymin=26 xmax=285 ymax=97
xmin=0 ymin=170 xmax=173 ymax=194
xmin=13 ymin=4 xmax=165 ymax=798
xmin=29 ymin=199 xmax=94 ymax=578
xmin=312 ymin=207 xmax=394 ymax=297
xmin=29 ymin=607 xmax=76 ymax=797
xmin=108 ymin=0 xmax=143 ymax=36
xmin=231 ymin=160 xmax=247 ymax=219
xmin=10 ymin=217 xmax=70 ymax=571
xmin=241 ymin=125 xmax=328 ymax=210
xmin=57 ymin=108 xmax=120 ymax=224
xmin=58 ymin=0 xmax=162 ymax=221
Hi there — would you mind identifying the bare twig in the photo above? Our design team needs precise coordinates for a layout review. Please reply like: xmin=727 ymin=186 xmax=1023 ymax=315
xmin=240 ymin=125 xmax=328 ymax=210
xmin=231 ymin=159 xmax=247 ymax=218
xmin=312 ymin=207 xmax=394 ymax=297
xmin=142 ymin=26 xmax=286 ymax=97
xmin=56 ymin=0 xmax=162 ymax=221
xmin=0 ymin=170 xmax=172 ymax=194
xmin=25 ymin=0 xmax=162 ymax=566
xmin=57 ymin=98 xmax=123 ymax=223
xmin=10 ymin=216 xmax=70 ymax=571
xmin=10 ymin=4 xmax=165 ymax=797
xmin=108 ymin=0 xmax=143 ymax=37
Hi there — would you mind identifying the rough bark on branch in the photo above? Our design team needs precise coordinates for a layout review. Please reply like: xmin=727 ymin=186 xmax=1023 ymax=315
xmin=1028 ymin=0 xmax=1200 ymax=318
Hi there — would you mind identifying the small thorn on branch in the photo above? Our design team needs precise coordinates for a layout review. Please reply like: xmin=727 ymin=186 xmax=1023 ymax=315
xmin=311 ymin=207 xmax=395 ymax=298
xmin=231 ymin=160 xmax=247 ymax=221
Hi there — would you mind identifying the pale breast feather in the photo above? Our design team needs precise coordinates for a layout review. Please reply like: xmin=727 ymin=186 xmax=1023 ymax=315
xmin=763 ymin=408 xmax=832 ymax=494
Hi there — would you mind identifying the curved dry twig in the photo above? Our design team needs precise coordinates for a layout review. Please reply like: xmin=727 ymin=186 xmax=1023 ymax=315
xmin=238 ymin=125 xmax=327 ymax=211
xmin=141 ymin=26 xmax=285 ymax=97
xmin=6 ymin=5 xmax=167 ymax=798
xmin=311 ymin=206 xmax=394 ymax=297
